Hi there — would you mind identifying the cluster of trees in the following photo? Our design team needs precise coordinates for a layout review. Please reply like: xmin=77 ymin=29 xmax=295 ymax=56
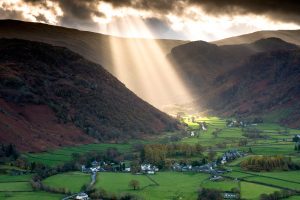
xmin=241 ymin=156 xmax=300 ymax=171
xmin=242 ymin=128 xmax=265 ymax=139
xmin=140 ymin=143 xmax=206 ymax=168
xmin=0 ymin=143 xmax=19 ymax=162
xmin=294 ymin=143 xmax=300 ymax=152
xmin=212 ymin=128 xmax=222 ymax=138
xmin=197 ymin=188 xmax=223 ymax=200
xmin=84 ymin=186 xmax=139 ymax=200
xmin=260 ymin=190 xmax=296 ymax=200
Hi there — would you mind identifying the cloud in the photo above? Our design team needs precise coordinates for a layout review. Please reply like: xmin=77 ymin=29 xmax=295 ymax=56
xmin=0 ymin=0 xmax=300 ymax=40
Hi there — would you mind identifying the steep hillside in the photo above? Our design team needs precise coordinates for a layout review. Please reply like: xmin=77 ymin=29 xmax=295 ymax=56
xmin=0 ymin=20 xmax=186 ymax=70
xmin=170 ymin=38 xmax=298 ymax=90
xmin=210 ymin=49 xmax=300 ymax=127
xmin=213 ymin=29 xmax=300 ymax=46
xmin=170 ymin=38 xmax=300 ymax=127
xmin=0 ymin=20 xmax=188 ymax=107
xmin=0 ymin=39 xmax=179 ymax=152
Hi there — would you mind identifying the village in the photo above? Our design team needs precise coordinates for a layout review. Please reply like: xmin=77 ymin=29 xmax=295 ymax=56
xmin=81 ymin=149 xmax=245 ymax=178
xmin=75 ymin=149 xmax=245 ymax=200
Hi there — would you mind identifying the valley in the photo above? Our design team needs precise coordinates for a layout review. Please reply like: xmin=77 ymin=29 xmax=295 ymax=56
xmin=1 ymin=116 xmax=299 ymax=200
xmin=0 ymin=18 xmax=300 ymax=200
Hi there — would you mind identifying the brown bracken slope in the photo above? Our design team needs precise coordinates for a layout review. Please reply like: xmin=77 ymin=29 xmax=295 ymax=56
xmin=0 ymin=39 xmax=179 ymax=152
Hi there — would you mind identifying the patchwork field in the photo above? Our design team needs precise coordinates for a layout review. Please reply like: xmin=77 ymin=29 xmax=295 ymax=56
xmin=1 ymin=116 xmax=299 ymax=200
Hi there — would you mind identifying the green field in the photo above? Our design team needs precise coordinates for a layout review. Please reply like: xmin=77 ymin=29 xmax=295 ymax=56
xmin=1 ymin=116 xmax=299 ymax=200
xmin=0 ymin=191 xmax=63 ymax=200
xmin=240 ymin=182 xmax=279 ymax=200
xmin=23 ymin=143 xmax=132 ymax=166
xmin=95 ymin=172 xmax=210 ymax=200
xmin=43 ymin=172 xmax=90 ymax=193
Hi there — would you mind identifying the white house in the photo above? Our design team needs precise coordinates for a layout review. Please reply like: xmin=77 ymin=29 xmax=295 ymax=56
xmin=125 ymin=167 xmax=131 ymax=172
xmin=141 ymin=164 xmax=159 ymax=174
xmin=190 ymin=131 xmax=195 ymax=137
xmin=75 ymin=192 xmax=89 ymax=200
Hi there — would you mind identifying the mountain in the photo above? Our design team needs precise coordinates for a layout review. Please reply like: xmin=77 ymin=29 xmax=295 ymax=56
xmin=170 ymin=37 xmax=298 ymax=89
xmin=213 ymin=29 xmax=300 ymax=46
xmin=0 ymin=20 xmax=186 ymax=69
xmin=170 ymin=38 xmax=300 ymax=127
xmin=0 ymin=20 xmax=188 ymax=107
xmin=0 ymin=39 xmax=179 ymax=152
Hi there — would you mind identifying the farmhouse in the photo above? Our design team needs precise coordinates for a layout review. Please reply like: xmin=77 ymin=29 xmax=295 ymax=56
xmin=190 ymin=131 xmax=195 ymax=137
xmin=209 ymin=175 xmax=223 ymax=181
xmin=223 ymin=192 xmax=239 ymax=199
xmin=172 ymin=163 xmax=192 ymax=172
xmin=141 ymin=164 xmax=159 ymax=174
xmin=75 ymin=192 xmax=89 ymax=200
xmin=221 ymin=150 xmax=244 ymax=164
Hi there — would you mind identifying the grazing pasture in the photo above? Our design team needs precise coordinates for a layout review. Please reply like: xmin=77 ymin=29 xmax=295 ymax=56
xmin=43 ymin=172 xmax=90 ymax=193
xmin=23 ymin=143 xmax=131 ymax=166
xmin=95 ymin=172 xmax=210 ymax=200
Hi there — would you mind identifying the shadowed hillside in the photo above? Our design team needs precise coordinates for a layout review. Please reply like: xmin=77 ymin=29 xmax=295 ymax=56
xmin=0 ymin=39 xmax=179 ymax=152
xmin=170 ymin=37 xmax=298 ymax=90
xmin=170 ymin=38 xmax=300 ymax=127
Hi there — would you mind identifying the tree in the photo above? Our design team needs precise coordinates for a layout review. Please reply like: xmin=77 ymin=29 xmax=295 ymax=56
xmin=198 ymin=188 xmax=223 ymax=200
xmin=238 ymin=138 xmax=248 ymax=146
xmin=130 ymin=161 xmax=140 ymax=174
xmin=129 ymin=179 xmax=140 ymax=190
xmin=212 ymin=128 xmax=222 ymax=138
xmin=207 ymin=149 xmax=217 ymax=161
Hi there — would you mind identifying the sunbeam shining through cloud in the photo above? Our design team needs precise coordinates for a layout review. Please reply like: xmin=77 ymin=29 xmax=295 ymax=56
xmin=106 ymin=16 xmax=194 ymax=109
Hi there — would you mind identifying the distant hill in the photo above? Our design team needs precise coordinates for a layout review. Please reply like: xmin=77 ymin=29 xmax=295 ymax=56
xmin=0 ymin=39 xmax=179 ymax=152
xmin=170 ymin=38 xmax=300 ymax=127
xmin=213 ymin=29 xmax=300 ymax=46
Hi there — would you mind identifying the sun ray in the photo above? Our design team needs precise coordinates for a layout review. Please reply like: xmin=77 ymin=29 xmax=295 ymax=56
xmin=107 ymin=15 xmax=194 ymax=110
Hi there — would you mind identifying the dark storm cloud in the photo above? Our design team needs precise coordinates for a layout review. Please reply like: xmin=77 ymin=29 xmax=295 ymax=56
xmin=19 ymin=0 xmax=300 ymax=24
xmin=191 ymin=0 xmax=300 ymax=23
xmin=99 ymin=0 xmax=300 ymax=24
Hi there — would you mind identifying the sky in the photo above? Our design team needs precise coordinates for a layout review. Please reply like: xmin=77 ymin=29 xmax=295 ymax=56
xmin=1 ymin=0 xmax=300 ymax=41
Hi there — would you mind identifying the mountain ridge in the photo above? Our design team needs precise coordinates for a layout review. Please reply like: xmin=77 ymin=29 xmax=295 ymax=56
xmin=0 ymin=39 xmax=179 ymax=152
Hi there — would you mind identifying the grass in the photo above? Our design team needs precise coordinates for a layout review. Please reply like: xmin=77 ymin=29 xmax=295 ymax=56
xmin=95 ymin=172 xmax=210 ymax=200
xmin=245 ymin=176 xmax=300 ymax=190
xmin=9 ymin=115 xmax=299 ymax=200
xmin=0 ymin=191 xmax=63 ymax=200
xmin=240 ymin=181 xmax=280 ymax=200
xmin=0 ymin=174 xmax=32 ymax=183
xmin=23 ymin=143 xmax=132 ymax=166
xmin=200 ymin=179 xmax=239 ymax=191
xmin=0 ymin=182 xmax=32 ymax=192
xmin=43 ymin=172 xmax=90 ymax=193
